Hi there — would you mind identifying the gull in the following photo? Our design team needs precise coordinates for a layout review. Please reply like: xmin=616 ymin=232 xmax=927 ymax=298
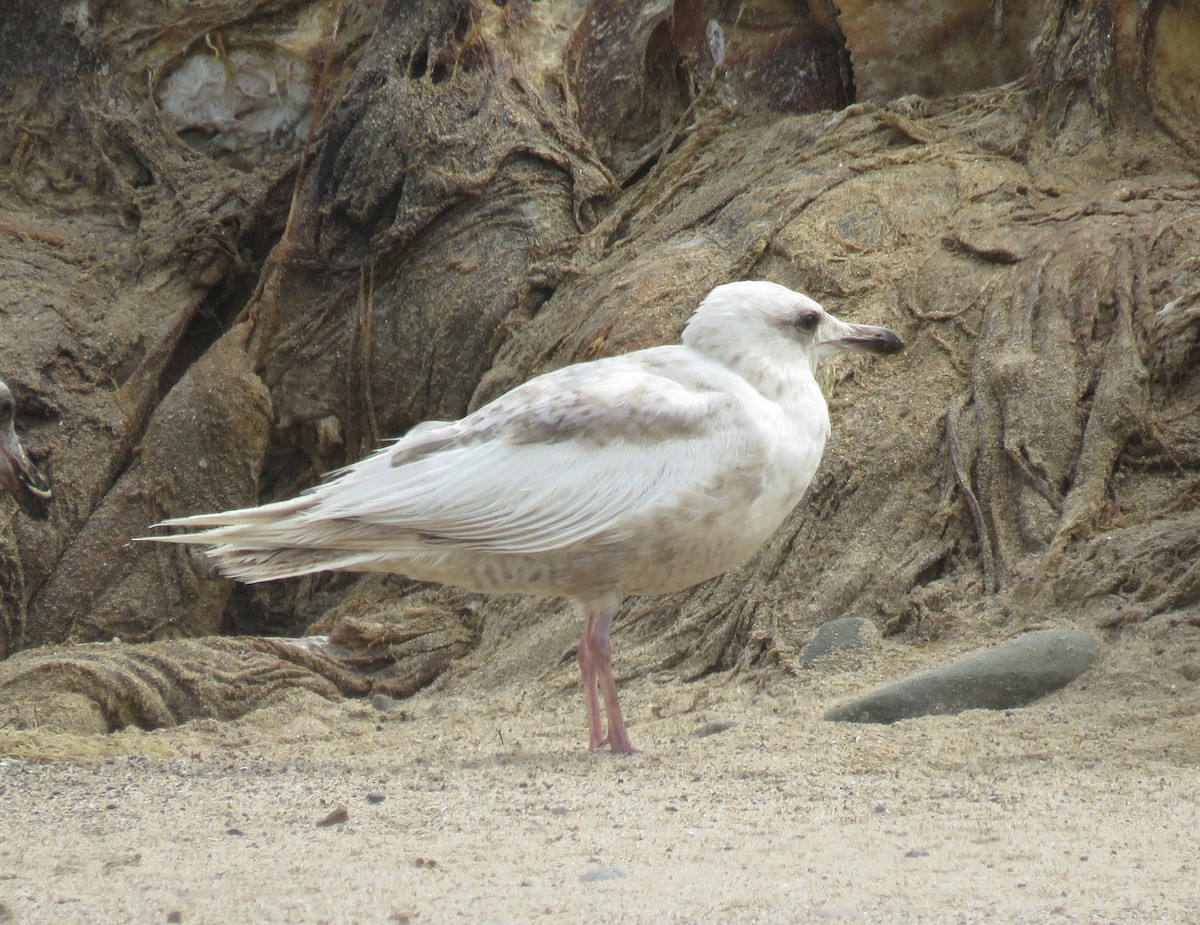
xmin=0 ymin=377 xmax=52 ymax=520
xmin=151 ymin=281 xmax=903 ymax=753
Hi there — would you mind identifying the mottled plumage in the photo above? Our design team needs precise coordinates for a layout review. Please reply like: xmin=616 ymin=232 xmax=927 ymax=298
xmin=152 ymin=281 xmax=903 ymax=752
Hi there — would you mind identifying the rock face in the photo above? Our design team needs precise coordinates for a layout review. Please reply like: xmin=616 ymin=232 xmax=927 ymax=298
xmin=800 ymin=617 xmax=881 ymax=669
xmin=22 ymin=330 xmax=272 ymax=649
xmin=824 ymin=630 xmax=1100 ymax=724
xmin=834 ymin=0 xmax=1045 ymax=101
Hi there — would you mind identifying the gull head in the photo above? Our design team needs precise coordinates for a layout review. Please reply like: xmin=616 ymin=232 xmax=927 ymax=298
xmin=0 ymin=378 xmax=52 ymax=520
xmin=682 ymin=281 xmax=903 ymax=383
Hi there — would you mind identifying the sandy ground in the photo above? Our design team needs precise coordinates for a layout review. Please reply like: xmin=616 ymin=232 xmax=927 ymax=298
xmin=1 ymin=630 xmax=1198 ymax=925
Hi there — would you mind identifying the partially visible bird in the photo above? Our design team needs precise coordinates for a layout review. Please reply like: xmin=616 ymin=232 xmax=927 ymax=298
xmin=150 ymin=281 xmax=903 ymax=753
xmin=0 ymin=378 xmax=52 ymax=520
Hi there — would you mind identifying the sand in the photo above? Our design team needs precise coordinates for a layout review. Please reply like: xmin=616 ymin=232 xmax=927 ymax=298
xmin=1 ymin=630 xmax=1197 ymax=925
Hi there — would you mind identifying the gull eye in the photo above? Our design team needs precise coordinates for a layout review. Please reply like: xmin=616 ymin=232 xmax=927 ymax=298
xmin=793 ymin=311 xmax=820 ymax=333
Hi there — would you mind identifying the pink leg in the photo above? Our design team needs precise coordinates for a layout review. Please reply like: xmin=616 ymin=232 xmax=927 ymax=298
xmin=577 ymin=611 xmax=605 ymax=750
xmin=582 ymin=609 xmax=640 ymax=754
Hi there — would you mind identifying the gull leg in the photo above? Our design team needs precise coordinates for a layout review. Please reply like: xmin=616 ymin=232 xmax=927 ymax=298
xmin=586 ymin=609 xmax=640 ymax=754
xmin=577 ymin=609 xmax=606 ymax=750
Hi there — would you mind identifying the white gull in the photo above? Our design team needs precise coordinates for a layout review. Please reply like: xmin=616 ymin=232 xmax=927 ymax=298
xmin=152 ymin=281 xmax=903 ymax=753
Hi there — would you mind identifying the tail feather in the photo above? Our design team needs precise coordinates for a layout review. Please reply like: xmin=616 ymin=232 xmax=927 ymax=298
xmin=149 ymin=517 xmax=429 ymax=554
xmin=207 ymin=545 xmax=399 ymax=583
xmin=155 ymin=495 xmax=315 ymax=529
xmin=144 ymin=492 xmax=428 ymax=582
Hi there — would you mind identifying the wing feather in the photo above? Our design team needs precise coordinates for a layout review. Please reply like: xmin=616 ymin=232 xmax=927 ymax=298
xmin=301 ymin=357 xmax=763 ymax=554
xmin=155 ymin=350 xmax=772 ymax=559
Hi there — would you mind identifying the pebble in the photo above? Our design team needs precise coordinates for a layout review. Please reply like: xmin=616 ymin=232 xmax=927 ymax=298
xmin=580 ymin=865 xmax=625 ymax=882
xmin=801 ymin=617 xmax=881 ymax=669
xmin=316 ymin=806 xmax=349 ymax=827
xmin=824 ymin=629 xmax=1098 ymax=723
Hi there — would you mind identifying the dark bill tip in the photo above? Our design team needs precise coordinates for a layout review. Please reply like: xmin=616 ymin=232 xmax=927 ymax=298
xmin=16 ymin=484 xmax=51 ymax=520
xmin=1 ymin=446 xmax=52 ymax=520
xmin=838 ymin=323 xmax=904 ymax=355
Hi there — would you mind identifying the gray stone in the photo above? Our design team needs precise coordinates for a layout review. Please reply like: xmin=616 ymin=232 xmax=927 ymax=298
xmin=801 ymin=617 xmax=881 ymax=669
xmin=824 ymin=629 xmax=1099 ymax=723
xmin=580 ymin=866 xmax=625 ymax=882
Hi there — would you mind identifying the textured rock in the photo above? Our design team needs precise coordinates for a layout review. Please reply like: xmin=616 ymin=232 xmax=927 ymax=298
xmin=835 ymin=0 xmax=1044 ymax=101
xmin=825 ymin=630 xmax=1098 ymax=723
xmin=801 ymin=617 xmax=881 ymax=669
xmin=698 ymin=719 xmax=737 ymax=737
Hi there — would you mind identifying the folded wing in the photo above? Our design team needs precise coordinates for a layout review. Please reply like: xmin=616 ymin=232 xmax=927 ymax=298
xmin=156 ymin=354 xmax=769 ymax=575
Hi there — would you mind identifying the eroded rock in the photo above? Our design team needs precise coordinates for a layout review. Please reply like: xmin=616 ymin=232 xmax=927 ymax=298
xmin=824 ymin=629 xmax=1099 ymax=723
xmin=801 ymin=617 xmax=881 ymax=669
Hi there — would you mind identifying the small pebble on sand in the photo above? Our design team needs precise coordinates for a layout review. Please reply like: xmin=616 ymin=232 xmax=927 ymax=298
xmin=316 ymin=806 xmax=349 ymax=827
xmin=580 ymin=865 xmax=625 ymax=882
